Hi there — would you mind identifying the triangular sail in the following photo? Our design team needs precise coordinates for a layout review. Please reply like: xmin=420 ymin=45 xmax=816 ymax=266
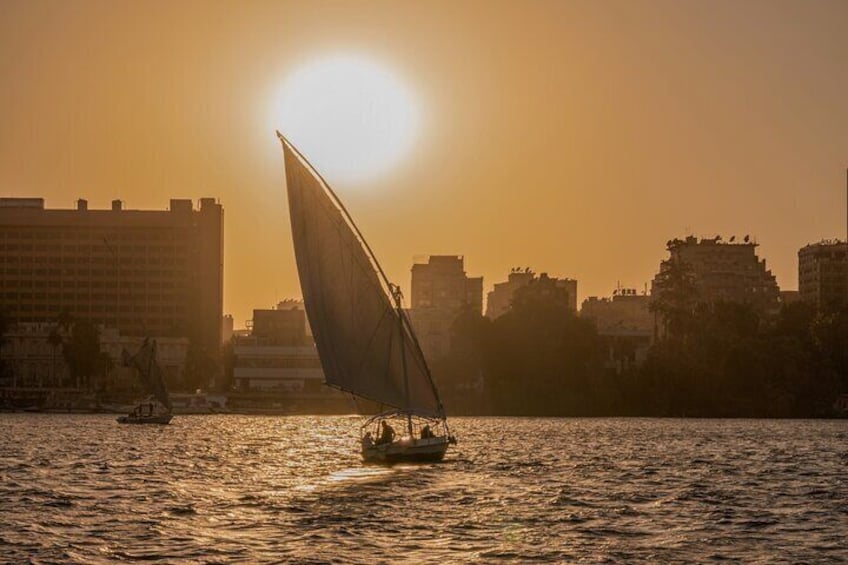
xmin=279 ymin=133 xmax=443 ymax=419
xmin=122 ymin=338 xmax=172 ymax=412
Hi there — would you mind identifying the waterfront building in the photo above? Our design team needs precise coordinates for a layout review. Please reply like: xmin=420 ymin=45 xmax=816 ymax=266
xmin=0 ymin=322 xmax=187 ymax=408
xmin=0 ymin=322 xmax=70 ymax=389
xmin=409 ymin=255 xmax=483 ymax=361
xmin=651 ymin=236 xmax=780 ymax=314
xmin=798 ymin=240 xmax=847 ymax=311
xmin=581 ymin=288 xmax=653 ymax=372
xmin=486 ymin=268 xmax=578 ymax=319
xmin=0 ymin=197 xmax=224 ymax=357
xmin=230 ymin=302 xmax=347 ymax=412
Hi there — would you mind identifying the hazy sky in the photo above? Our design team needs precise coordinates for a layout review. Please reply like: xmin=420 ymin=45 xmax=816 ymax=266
xmin=2 ymin=0 xmax=846 ymax=327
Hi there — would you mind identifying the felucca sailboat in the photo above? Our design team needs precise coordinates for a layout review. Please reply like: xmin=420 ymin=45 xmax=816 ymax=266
xmin=278 ymin=132 xmax=456 ymax=464
xmin=117 ymin=338 xmax=173 ymax=425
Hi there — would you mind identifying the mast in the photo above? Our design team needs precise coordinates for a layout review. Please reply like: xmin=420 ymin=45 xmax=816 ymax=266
xmin=392 ymin=283 xmax=414 ymax=436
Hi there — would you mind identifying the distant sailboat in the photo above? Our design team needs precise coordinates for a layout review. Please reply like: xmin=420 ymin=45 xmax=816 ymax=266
xmin=277 ymin=132 xmax=456 ymax=464
xmin=116 ymin=338 xmax=173 ymax=425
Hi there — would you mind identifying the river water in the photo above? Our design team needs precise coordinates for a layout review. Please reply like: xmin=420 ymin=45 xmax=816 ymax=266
xmin=1 ymin=415 xmax=846 ymax=563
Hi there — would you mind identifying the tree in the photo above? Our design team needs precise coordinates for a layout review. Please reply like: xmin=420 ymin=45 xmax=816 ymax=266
xmin=183 ymin=341 xmax=219 ymax=391
xmin=0 ymin=309 xmax=10 ymax=386
xmin=650 ymin=258 xmax=698 ymax=343
xmin=484 ymin=288 xmax=606 ymax=415
xmin=429 ymin=307 xmax=492 ymax=414
xmin=62 ymin=319 xmax=110 ymax=390
xmin=47 ymin=327 xmax=63 ymax=388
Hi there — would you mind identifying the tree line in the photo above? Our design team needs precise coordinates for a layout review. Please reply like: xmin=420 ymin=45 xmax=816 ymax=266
xmin=431 ymin=275 xmax=848 ymax=418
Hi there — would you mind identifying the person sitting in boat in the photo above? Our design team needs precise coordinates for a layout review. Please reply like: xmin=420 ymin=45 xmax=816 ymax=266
xmin=420 ymin=424 xmax=433 ymax=439
xmin=361 ymin=432 xmax=374 ymax=449
xmin=377 ymin=420 xmax=396 ymax=445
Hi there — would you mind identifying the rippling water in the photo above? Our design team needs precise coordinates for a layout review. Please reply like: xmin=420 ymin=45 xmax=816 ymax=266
xmin=1 ymin=415 xmax=847 ymax=563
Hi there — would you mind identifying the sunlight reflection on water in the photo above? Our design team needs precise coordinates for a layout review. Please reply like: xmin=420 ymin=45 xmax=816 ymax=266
xmin=1 ymin=415 xmax=847 ymax=563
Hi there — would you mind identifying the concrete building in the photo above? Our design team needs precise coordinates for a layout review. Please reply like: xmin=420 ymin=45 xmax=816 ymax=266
xmin=0 ymin=322 xmax=70 ymax=389
xmin=230 ymin=302 xmax=347 ymax=412
xmin=581 ymin=288 xmax=653 ymax=372
xmin=411 ymin=255 xmax=483 ymax=313
xmin=0 ymin=197 xmax=224 ymax=357
xmin=798 ymin=240 xmax=847 ymax=311
xmin=486 ymin=269 xmax=534 ymax=319
xmin=409 ymin=256 xmax=483 ymax=361
xmin=486 ymin=269 xmax=578 ymax=319
xmin=0 ymin=322 xmax=187 ymax=408
xmin=651 ymin=236 xmax=780 ymax=314
xmin=581 ymin=289 xmax=653 ymax=334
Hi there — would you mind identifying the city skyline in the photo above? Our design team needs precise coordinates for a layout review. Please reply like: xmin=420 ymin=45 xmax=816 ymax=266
xmin=2 ymin=0 xmax=847 ymax=326
xmin=5 ymin=193 xmax=844 ymax=329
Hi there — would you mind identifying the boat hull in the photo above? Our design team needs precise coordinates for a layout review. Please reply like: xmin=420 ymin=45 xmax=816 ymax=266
xmin=362 ymin=437 xmax=449 ymax=464
xmin=116 ymin=414 xmax=173 ymax=425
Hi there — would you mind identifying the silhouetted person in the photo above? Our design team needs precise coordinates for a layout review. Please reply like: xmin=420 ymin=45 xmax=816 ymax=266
xmin=420 ymin=424 xmax=433 ymax=439
xmin=378 ymin=421 xmax=395 ymax=445
xmin=362 ymin=432 xmax=374 ymax=449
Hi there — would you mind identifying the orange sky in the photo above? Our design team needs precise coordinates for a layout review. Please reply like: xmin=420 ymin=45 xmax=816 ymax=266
xmin=1 ymin=0 xmax=846 ymax=327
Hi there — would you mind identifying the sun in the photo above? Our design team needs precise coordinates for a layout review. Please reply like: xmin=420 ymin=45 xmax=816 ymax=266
xmin=273 ymin=54 xmax=421 ymax=187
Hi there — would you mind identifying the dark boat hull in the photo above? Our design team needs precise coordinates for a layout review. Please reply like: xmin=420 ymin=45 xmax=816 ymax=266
xmin=362 ymin=437 xmax=449 ymax=464
xmin=116 ymin=414 xmax=173 ymax=425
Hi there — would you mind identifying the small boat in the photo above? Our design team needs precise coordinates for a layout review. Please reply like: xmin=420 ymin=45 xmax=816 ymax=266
xmin=117 ymin=338 xmax=174 ymax=425
xmin=116 ymin=412 xmax=173 ymax=425
xmin=278 ymin=132 xmax=456 ymax=464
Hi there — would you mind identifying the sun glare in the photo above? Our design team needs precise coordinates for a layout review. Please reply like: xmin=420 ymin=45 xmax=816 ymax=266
xmin=273 ymin=54 xmax=421 ymax=187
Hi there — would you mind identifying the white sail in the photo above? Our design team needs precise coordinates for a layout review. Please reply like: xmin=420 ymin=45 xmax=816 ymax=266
xmin=280 ymin=134 xmax=444 ymax=418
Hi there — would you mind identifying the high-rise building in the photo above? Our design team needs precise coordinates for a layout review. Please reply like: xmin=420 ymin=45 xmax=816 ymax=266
xmin=0 ymin=197 xmax=224 ymax=355
xmin=408 ymin=255 xmax=482 ymax=360
xmin=410 ymin=255 xmax=483 ymax=313
xmin=651 ymin=236 xmax=780 ymax=313
xmin=486 ymin=269 xmax=577 ymax=319
xmin=798 ymin=240 xmax=847 ymax=311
